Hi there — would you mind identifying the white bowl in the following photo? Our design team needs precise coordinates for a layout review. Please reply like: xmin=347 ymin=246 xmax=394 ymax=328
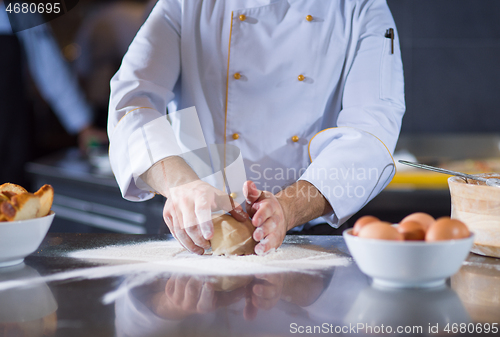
xmin=343 ymin=228 xmax=474 ymax=288
xmin=0 ymin=212 xmax=55 ymax=267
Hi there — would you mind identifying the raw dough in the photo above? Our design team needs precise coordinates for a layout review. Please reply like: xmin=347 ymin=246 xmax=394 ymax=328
xmin=210 ymin=214 xmax=257 ymax=256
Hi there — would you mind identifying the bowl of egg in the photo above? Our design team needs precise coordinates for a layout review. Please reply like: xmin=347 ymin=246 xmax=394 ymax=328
xmin=343 ymin=213 xmax=474 ymax=288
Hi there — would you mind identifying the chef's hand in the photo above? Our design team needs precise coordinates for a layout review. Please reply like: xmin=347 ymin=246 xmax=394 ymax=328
xmin=242 ymin=273 xmax=284 ymax=321
xmin=250 ymin=274 xmax=284 ymax=310
xmin=243 ymin=180 xmax=333 ymax=255
xmin=163 ymin=180 xmax=248 ymax=254
xmin=243 ymin=181 xmax=288 ymax=255
xmin=152 ymin=275 xmax=216 ymax=319
xmin=141 ymin=156 xmax=248 ymax=255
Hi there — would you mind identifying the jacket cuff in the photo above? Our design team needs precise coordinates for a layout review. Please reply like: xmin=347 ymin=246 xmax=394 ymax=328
xmin=109 ymin=107 xmax=182 ymax=201
xmin=299 ymin=127 xmax=396 ymax=226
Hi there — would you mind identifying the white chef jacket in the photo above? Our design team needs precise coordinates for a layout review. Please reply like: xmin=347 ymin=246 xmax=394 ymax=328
xmin=108 ymin=0 xmax=405 ymax=228
xmin=0 ymin=2 xmax=92 ymax=134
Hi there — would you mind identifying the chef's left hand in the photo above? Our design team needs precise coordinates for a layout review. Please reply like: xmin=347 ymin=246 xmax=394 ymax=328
xmin=243 ymin=181 xmax=290 ymax=255
xmin=243 ymin=179 xmax=333 ymax=255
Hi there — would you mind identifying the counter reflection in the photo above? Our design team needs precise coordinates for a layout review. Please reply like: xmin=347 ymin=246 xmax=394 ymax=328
xmin=345 ymin=284 xmax=470 ymax=335
xmin=112 ymin=264 xmax=477 ymax=337
xmin=114 ymin=268 xmax=340 ymax=337
xmin=452 ymin=254 xmax=500 ymax=324
xmin=0 ymin=263 xmax=57 ymax=337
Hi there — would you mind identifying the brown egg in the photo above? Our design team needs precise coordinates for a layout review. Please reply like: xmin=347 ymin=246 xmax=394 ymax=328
xmin=401 ymin=212 xmax=435 ymax=232
xmin=352 ymin=215 xmax=379 ymax=236
xmin=397 ymin=221 xmax=426 ymax=241
xmin=358 ymin=221 xmax=404 ymax=241
xmin=426 ymin=218 xmax=470 ymax=241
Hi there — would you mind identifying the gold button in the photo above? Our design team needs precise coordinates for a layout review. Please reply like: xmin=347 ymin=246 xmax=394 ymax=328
xmin=306 ymin=15 xmax=313 ymax=22
xmin=232 ymin=133 xmax=240 ymax=140
xmin=239 ymin=14 xmax=246 ymax=21
xmin=230 ymin=192 xmax=237 ymax=199
xmin=298 ymin=74 xmax=305 ymax=81
xmin=292 ymin=135 xmax=299 ymax=142
xmin=233 ymin=72 xmax=241 ymax=80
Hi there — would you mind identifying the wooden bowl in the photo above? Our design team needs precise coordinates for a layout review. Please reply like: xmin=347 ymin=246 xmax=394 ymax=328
xmin=449 ymin=175 xmax=500 ymax=258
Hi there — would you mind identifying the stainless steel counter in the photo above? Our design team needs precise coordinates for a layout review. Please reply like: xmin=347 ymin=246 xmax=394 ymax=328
xmin=1 ymin=234 xmax=499 ymax=337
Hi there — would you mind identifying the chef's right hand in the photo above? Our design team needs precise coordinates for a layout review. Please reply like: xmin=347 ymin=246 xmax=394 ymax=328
xmin=163 ymin=179 xmax=248 ymax=254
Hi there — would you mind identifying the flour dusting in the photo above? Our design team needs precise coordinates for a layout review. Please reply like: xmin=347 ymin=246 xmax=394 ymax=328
xmin=0 ymin=240 xmax=350 ymax=303
xmin=68 ymin=240 xmax=351 ymax=275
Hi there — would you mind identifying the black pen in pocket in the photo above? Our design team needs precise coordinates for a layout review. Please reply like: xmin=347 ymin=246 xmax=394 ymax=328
xmin=385 ymin=28 xmax=394 ymax=54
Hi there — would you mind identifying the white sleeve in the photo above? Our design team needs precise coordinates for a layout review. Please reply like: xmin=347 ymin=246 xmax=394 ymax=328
xmin=108 ymin=0 xmax=183 ymax=201
xmin=299 ymin=0 xmax=405 ymax=227
xmin=16 ymin=24 xmax=92 ymax=134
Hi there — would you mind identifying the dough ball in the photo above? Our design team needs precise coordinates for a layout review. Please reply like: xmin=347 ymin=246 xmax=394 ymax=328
xmin=210 ymin=214 xmax=257 ymax=256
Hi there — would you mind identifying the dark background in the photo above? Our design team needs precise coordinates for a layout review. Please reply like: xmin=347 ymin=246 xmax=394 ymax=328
xmin=388 ymin=0 xmax=500 ymax=134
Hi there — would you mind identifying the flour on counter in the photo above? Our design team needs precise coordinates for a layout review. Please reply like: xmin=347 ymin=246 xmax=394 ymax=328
xmin=68 ymin=239 xmax=351 ymax=276
xmin=0 ymin=240 xmax=350 ymax=302
xmin=69 ymin=240 xmax=351 ymax=304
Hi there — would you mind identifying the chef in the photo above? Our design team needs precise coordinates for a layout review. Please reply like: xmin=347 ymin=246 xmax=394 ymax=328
xmin=108 ymin=0 xmax=405 ymax=255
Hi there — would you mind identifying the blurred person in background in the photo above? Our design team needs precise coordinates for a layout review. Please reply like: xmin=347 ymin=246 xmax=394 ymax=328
xmin=74 ymin=0 xmax=153 ymax=128
xmin=0 ymin=0 xmax=107 ymax=186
